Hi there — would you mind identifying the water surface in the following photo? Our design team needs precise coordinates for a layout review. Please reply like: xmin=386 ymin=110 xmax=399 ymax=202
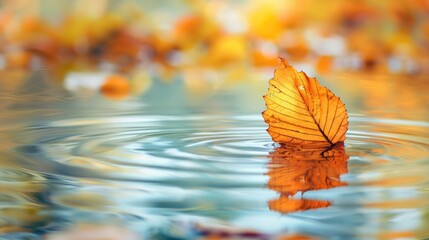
xmin=0 ymin=71 xmax=428 ymax=239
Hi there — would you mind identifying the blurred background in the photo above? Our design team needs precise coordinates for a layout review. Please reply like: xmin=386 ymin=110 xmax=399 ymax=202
xmin=1 ymin=0 xmax=428 ymax=103
xmin=0 ymin=1 xmax=429 ymax=239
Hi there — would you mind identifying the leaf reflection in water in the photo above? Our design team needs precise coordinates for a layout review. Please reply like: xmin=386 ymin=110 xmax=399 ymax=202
xmin=267 ymin=143 xmax=348 ymax=213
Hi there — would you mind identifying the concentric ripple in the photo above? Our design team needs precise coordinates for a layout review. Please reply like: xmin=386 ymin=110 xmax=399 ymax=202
xmin=4 ymin=114 xmax=429 ymax=239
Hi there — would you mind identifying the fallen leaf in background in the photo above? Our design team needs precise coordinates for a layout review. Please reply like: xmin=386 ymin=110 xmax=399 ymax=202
xmin=263 ymin=58 xmax=348 ymax=148
xmin=100 ymin=74 xmax=131 ymax=100
xmin=5 ymin=51 xmax=31 ymax=69
xmin=205 ymin=35 xmax=248 ymax=67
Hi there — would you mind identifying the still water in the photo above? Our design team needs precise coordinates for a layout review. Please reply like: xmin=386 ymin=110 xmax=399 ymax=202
xmin=0 ymin=71 xmax=428 ymax=239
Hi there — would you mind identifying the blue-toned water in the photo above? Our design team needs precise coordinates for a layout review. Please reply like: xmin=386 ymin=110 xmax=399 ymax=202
xmin=0 ymin=71 xmax=428 ymax=239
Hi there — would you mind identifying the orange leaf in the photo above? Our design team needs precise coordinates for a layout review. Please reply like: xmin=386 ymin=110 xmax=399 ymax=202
xmin=263 ymin=58 xmax=348 ymax=148
xmin=100 ymin=75 xmax=131 ymax=100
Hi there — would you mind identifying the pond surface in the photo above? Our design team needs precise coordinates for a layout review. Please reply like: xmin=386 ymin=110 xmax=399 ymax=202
xmin=0 ymin=71 xmax=428 ymax=239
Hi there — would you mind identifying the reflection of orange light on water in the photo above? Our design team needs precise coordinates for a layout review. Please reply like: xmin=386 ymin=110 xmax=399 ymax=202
xmin=100 ymin=75 xmax=131 ymax=100
xmin=377 ymin=230 xmax=416 ymax=240
xmin=277 ymin=234 xmax=319 ymax=240
xmin=267 ymin=144 xmax=348 ymax=214
xmin=194 ymin=221 xmax=320 ymax=240
xmin=269 ymin=197 xmax=331 ymax=213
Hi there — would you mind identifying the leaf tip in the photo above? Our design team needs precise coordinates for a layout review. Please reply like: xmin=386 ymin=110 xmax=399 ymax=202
xmin=278 ymin=56 xmax=291 ymax=66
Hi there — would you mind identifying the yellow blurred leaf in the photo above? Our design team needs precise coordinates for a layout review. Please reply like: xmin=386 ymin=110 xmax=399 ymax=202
xmin=247 ymin=1 xmax=284 ymax=40
xmin=205 ymin=35 xmax=248 ymax=66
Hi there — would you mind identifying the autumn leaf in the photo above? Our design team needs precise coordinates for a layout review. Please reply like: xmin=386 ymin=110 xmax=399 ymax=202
xmin=263 ymin=58 xmax=348 ymax=148
xmin=100 ymin=75 xmax=131 ymax=100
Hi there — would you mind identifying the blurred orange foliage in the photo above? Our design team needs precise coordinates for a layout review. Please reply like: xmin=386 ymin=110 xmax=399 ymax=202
xmin=0 ymin=0 xmax=428 ymax=97
xmin=100 ymin=75 xmax=131 ymax=100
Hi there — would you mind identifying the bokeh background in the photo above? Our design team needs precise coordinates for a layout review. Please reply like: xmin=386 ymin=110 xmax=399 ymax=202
xmin=0 ymin=1 xmax=429 ymax=239
xmin=1 ymin=0 xmax=429 ymax=101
